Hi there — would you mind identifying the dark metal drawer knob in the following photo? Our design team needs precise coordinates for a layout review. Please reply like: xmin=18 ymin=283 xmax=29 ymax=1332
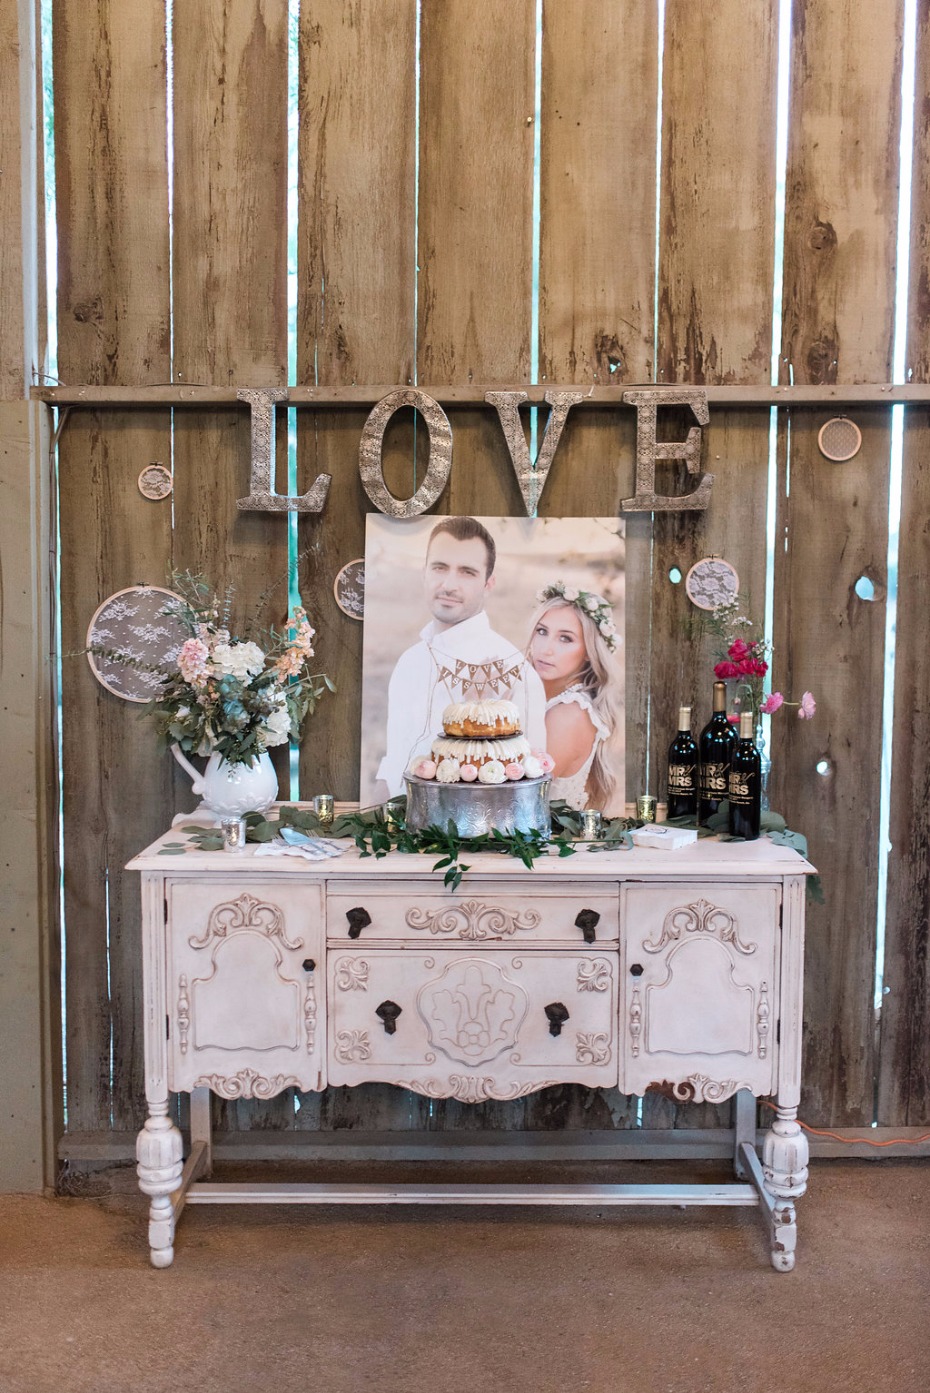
xmin=376 ymin=1000 xmax=402 ymax=1035
xmin=544 ymin=1002 xmax=570 ymax=1037
xmin=346 ymin=906 xmax=372 ymax=939
xmin=574 ymin=909 xmax=600 ymax=944
xmin=302 ymin=958 xmax=316 ymax=973
xmin=630 ymin=963 xmax=644 ymax=977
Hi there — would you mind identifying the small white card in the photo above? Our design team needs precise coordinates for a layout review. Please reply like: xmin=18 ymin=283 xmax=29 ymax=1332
xmin=631 ymin=825 xmax=698 ymax=851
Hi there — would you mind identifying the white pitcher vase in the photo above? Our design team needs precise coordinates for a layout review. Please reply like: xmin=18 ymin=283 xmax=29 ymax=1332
xmin=171 ymin=744 xmax=279 ymax=820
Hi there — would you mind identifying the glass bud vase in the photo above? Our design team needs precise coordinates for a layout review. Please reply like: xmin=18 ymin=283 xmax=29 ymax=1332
xmin=754 ymin=720 xmax=772 ymax=812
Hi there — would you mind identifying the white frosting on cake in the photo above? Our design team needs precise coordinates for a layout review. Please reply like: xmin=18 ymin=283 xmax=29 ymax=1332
xmin=441 ymin=699 xmax=520 ymax=731
xmin=431 ymin=734 xmax=529 ymax=764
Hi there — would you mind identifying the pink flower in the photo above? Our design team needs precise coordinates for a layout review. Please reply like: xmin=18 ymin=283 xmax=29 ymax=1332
xmin=459 ymin=763 xmax=479 ymax=782
xmin=178 ymin=637 xmax=210 ymax=687
xmin=504 ymin=762 xmax=525 ymax=781
xmin=798 ymin=691 xmax=816 ymax=720
xmin=714 ymin=660 xmax=741 ymax=679
xmin=740 ymin=657 xmax=768 ymax=677
xmin=535 ymin=752 xmax=556 ymax=775
xmin=728 ymin=639 xmax=751 ymax=661
xmin=413 ymin=758 xmax=437 ymax=780
xmin=761 ymin=692 xmax=784 ymax=714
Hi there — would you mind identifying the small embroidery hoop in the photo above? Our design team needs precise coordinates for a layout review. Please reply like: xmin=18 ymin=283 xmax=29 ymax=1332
xmin=86 ymin=585 xmax=186 ymax=702
xmin=817 ymin=417 xmax=862 ymax=462
xmin=138 ymin=463 xmax=174 ymax=500
xmin=333 ymin=559 xmax=365 ymax=620
xmin=684 ymin=557 xmax=740 ymax=612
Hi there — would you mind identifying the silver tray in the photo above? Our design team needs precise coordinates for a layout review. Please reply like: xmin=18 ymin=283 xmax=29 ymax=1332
xmin=403 ymin=774 xmax=552 ymax=838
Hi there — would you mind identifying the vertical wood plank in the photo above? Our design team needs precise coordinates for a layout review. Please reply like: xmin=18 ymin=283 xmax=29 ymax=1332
xmin=172 ymin=0 xmax=291 ymax=1132
xmin=297 ymin=0 xmax=417 ymax=805
xmin=877 ymin=412 xmax=930 ymax=1125
xmin=647 ymin=0 xmax=778 ymax=1129
xmin=417 ymin=0 xmax=534 ymax=517
xmin=0 ymin=0 xmax=36 ymax=398
xmin=54 ymin=0 xmax=172 ymax=1135
xmin=775 ymin=0 xmax=902 ymax=1125
xmin=879 ymin=5 xmax=930 ymax=1126
xmin=781 ymin=0 xmax=902 ymax=387
xmin=296 ymin=1 xmax=417 ymax=1130
xmin=772 ymin=411 xmax=889 ymax=1125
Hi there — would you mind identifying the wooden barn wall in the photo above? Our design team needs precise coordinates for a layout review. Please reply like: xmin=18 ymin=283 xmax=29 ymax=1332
xmin=49 ymin=0 xmax=928 ymax=1146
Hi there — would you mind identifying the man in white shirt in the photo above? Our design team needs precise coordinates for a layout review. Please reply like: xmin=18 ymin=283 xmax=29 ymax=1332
xmin=376 ymin=517 xmax=547 ymax=797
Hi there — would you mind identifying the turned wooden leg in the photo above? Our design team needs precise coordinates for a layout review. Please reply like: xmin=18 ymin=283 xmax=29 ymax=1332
xmin=762 ymin=1105 xmax=809 ymax=1272
xmin=136 ymin=1105 xmax=184 ymax=1268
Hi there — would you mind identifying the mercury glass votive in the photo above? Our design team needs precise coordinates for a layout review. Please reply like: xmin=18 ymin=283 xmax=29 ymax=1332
xmin=313 ymin=793 xmax=335 ymax=828
xmin=581 ymin=809 xmax=602 ymax=841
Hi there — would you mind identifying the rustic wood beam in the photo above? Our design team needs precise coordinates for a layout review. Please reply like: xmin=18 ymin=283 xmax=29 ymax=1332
xmin=29 ymin=382 xmax=930 ymax=407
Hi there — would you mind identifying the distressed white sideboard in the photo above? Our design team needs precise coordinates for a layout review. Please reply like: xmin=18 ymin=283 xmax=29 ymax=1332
xmin=127 ymin=828 xmax=815 ymax=1270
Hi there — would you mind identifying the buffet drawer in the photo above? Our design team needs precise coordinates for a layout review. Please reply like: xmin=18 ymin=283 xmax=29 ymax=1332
xmin=326 ymin=881 xmax=619 ymax=946
xmin=328 ymin=948 xmax=618 ymax=1096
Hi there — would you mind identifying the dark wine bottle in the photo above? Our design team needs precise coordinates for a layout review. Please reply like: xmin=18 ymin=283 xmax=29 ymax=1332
xmin=666 ymin=705 xmax=698 ymax=819
xmin=728 ymin=711 xmax=761 ymax=839
xmin=699 ymin=680 xmax=738 ymax=822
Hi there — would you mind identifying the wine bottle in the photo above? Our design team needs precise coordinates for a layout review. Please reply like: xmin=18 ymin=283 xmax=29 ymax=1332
xmin=728 ymin=711 xmax=761 ymax=839
xmin=666 ymin=705 xmax=698 ymax=819
xmin=699 ymin=680 xmax=737 ymax=822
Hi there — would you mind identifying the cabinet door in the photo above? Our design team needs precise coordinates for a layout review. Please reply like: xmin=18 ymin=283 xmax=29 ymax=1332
xmin=620 ymin=884 xmax=779 ymax=1101
xmin=167 ymin=881 xmax=325 ymax=1097
xmin=328 ymin=949 xmax=618 ymax=1100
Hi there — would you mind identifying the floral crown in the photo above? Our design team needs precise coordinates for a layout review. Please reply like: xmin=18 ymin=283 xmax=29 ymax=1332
xmin=535 ymin=582 xmax=619 ymax=652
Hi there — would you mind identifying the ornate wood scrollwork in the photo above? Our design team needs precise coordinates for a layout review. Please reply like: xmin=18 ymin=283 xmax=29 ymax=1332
xmin=576 ymin=1032 xmax=611 ymax=1065
xmin=643 ymin=898 xmax=755 ymax=956
xmin=406 ymin=899 xmax=541 ymax=940
xmin=576 ymin=958 xmax=611 ymax=992
xmin=188 ymin=892 xmax=300 ymax=951
xmin=335 ymin=958 xmax=370 ymax=992
xmin=404 ymin=1075 xmax=561 ymax=1103
xmin=417 ymin=958 xmax=528 ymax=1066
xmin=192 ymin=1069 xmax=301 ymax=1100
xmin=304 ymin=979 xmax=317 ymax=1054
xmin=334 ymin=1029 xmax=372 ymax=1064
xmin=646 ymin=1073 xmax=752 ymax=1105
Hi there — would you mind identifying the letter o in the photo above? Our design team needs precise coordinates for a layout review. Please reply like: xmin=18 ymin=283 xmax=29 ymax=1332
xmin=358 ymin=389 xmax=453 ymax=517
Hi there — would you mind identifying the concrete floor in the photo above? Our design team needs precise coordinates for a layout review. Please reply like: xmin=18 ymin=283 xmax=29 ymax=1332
xmin=0 ymin=1158 xmax=927 ymax=1393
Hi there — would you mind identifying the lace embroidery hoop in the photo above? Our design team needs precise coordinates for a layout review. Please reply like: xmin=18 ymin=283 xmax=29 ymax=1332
xmin=86 ymin=585 xmax=187 ymax=702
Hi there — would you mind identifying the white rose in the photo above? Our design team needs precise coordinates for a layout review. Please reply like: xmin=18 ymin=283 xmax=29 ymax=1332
xmin=262 ymin=704 xmax=292 ymax=747
xmin=522 ymin=754 xmax=544 ymax=779
xmin=436 ymin=758 xmax=461 ymax=783
xmin=584 ymin=595 xmax=599 ymax=612
xmin=562 ymin=586 xmax=578 ymax=602
xmin=478 ymin=759 xmax=506 ymax=784
xmin=212 ymin=640 xmax=266 ymax=680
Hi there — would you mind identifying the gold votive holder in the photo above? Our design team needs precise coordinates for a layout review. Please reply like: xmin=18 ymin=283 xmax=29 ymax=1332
xmin=581 ymin=809 xmax=602 ymax=841
xmin=636 ymin=795 xmax=657 ymax=823
xmin=384 ymin=798 xmax=404 ymax=833
xmin=313 ymin=793 xmax=335 ymax=828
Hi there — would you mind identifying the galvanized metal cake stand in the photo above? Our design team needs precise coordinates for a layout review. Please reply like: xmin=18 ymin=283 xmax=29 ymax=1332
xmin=404 ymin=775 xmax=552 ymax=837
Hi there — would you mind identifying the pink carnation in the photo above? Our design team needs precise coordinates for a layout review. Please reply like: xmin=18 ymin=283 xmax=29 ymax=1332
xmin=714 ymin=660 xmax=741 ymax=679
xmin=761 ymin=692 xmax=784 ymax=714
xmin=504 ymin=762 xmax=525 ymax=781
xmin=728 ymin=639 xmax=751 ymax=661
xmin=459 ymin=763 xmax=479 ymax=782
xmin=740 ymin=657 xmax=768 ymax=677
xmin=798 ymin=691 xmax=816 ymax=720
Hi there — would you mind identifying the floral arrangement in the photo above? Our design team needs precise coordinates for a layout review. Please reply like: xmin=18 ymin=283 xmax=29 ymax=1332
xmin=708 ymin=598 xmax=815 ymax=722
xmin=410 ymin=751 xmax=555 ymax=785
xmin=98 ymin=573 xmax=333 ymax=766
xmin=535 ymin=582 xmax=619 ymax=652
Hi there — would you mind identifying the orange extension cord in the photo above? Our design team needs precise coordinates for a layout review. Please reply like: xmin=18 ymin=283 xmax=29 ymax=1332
xmin=761 ymin=1098 xmax=930 ymax=1147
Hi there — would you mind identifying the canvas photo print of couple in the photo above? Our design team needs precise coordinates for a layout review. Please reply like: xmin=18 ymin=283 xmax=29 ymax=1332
xmin=359 ymin=514 xmax=625 ymax=816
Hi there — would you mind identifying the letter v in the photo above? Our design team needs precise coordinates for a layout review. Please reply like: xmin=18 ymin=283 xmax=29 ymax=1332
xmin=486 ymin=390 xmax=585 ymax=515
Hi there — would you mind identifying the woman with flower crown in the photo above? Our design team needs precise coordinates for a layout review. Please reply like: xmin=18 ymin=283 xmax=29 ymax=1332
xmin=526 ymin=583 xmax=622 ymax=812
